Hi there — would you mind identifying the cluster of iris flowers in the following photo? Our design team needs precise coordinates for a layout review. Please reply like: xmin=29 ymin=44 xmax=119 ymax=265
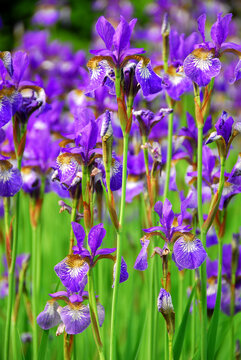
xmin=1 ymin=0 xmax=241 ymax=359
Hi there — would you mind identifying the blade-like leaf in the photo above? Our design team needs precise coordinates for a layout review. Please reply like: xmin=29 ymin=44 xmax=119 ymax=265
xmin=38 ymin=330 xmax=49 ymax=360
xmin=173 ymin=282 xmax=197 ymax=360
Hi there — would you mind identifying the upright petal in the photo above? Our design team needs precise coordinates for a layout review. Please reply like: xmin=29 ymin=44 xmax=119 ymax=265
xmin=113 ymin=16 xmax=134 ymax=55
xmin=211 ymin=13 xmax=232 ymax=50
xmin=197 ymin=13 xmax=206 ymax=43
xmin=112 ymin=257 xmax=129 ymax=287
xmin=134 ymin=238 xmax=150 ymax=271
xmin=12 ymin=51 xmax=29 ymax=86
xmin=96 ymin=16 xmax=115 ymax=50
xmin=72 ymin=222 xmax=86 ymax=249
xmin=88 ymin=224 xmax=106 ymax=256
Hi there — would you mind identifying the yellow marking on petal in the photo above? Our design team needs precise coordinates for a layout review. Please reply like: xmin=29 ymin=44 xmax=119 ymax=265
xmin=66 ymin=254 xmax=86 ymax=269
xmin=192 ymin=48 xmax=215 ymax=60
xmin=0 ymin=160 xmax=13 ymax=171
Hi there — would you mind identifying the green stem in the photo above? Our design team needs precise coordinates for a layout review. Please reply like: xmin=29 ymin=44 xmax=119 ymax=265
xmin=3 ymin=197 xmax=11 ymax=267
xmin=163 ymin=96 xmax=174 ymax=203
xmin=69 ymin=190 xmax=79 ymax=254
xmin=230 ymin=265 xmax=236 ymax=360
xmin=4 ymin=190 xmax=20 ymax=360
xmin=88 ymin=268 xmax=105 ymax=360
xmin=168 ymin=334 xmax=173 ymax=360
xmin=110 ymin=133 xmax=129 ymax=360
xmin=32 ymin=225 xmax=38 ymax=360
xmin=197 ymin=125 xmax=207 ymax=360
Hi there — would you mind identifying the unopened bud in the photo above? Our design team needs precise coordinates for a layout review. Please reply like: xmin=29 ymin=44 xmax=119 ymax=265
xmin=157 ymin=288 xmax=175 ymax=335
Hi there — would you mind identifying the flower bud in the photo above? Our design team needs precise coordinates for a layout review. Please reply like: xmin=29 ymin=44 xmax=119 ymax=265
xmin=157 ymin=288 xmax=175 ymax=335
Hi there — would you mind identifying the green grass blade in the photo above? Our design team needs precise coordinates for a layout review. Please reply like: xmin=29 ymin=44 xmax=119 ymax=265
xmin=173 ymin=282 xmax=196 ymax=360
xmin=38 ymin=330 xmax=49 ymax=360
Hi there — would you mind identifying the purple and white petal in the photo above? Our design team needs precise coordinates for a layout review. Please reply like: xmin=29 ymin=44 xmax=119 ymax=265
xmin=136 ymin=60 xmax=162 ymax=96
xmin=0 ymin=51 xmax=13 ymax=77
xmin=183 ymin=48 xmax=221 ymax=87
xmin=110 ymin=158 xmax=122 ymax=191
xmin=59 ymin=303 xmax=91 ymax=335
xmin=37 ymin=300 xmax=61 ymax=330
xmin=54 ymin=255 xmax=89 ymax=293
xmin=172 ymin=236 xmax=207 ymax=270
xmin=112 ymin=257 xmax=129 ymax=287
xmin=0 ymin=160 xmax=23 ymax=197
xmin=86 ymin=60 xmax=110 ymax=92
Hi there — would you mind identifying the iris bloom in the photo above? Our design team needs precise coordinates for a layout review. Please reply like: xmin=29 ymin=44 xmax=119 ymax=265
xmin=134 ymin=199 xmax=206 ymax=271
xmin=183 ymin=13 xmax=240 ymax=86
xmin=87 ymin=16 xmax=162 ymax=96
xmin=0 ymin=154 xmax=23 ymax=197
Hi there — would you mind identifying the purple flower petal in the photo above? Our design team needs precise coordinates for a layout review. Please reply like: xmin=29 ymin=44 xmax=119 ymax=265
xmin=37 ymin=301 xmax=61 ymax=330
xmin=0 ymin=51 xmax=13 ymax=77
xmin=59 ymin=303 xmax=91 ymax=335
xmin=134 ymin=239 xmax=150 ymax=271
xmin=95 ymin=248 xmax=116 ymax=256
xmin=113 ymin=16 xmax=136 ymax=55
xmin=71 ymin=222 xmax=86 ymax=249
xmin=197 ymin=13 xmax=206 ymax=43
xmin=211 ymin=13 xmax=232 ymax=50
xmin=88 ymin=224 xmax=106 ymax=256
xmin=183 ymin=48 xmax=221 ymax=87
xmin=54 ymin=255 xmax=89 ymax=293
xmin=12 ymin=51 xmax=29 ymax=86
xmin=110 ymin=158 xmax=123 ymax=191
xmin=112 ymin=257 xmax=129 ymax=287
xmin=173 ymin=236 xmax=207 ymax=270
xmin=96 ymin=16 xmax=115 ymax=50
xmin=136 ymin=60 xmax=162 ymax=96
xmin=0 ymin=160 xmax=23 ymax=197
xmin=86 ymin=60 xmax=110 ymax=92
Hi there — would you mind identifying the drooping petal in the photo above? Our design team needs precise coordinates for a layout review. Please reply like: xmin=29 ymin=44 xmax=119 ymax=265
xmin=56 ymin=153 xmax=82 ymax=187
xmin=95 ymin=247 xmax=116 ymax=256
xmin=88 ymin=223 xmax=106 ymax=256
xmin=215 ymin=111 xmax=234 ymax=145
xmin=112 ymin=257 xmax=129 ymax=287
xmin=71 ymin=222 xmax=86 ymax=250
xmin=110 ymin=158 xmax=122 ymax=191
xmin=96 ymin=16 xmax=115 ymax=50
xmin=0 ymin=160 xmax=23 ymax=197
xmin=59 ymin=303 xmax=91 ymax=335
xmin=136 ymin=59 xmax=162 ymax=96
xmin=0 ymin=51 xmax=13 ymax=77
xmin=54 ymin=255 xmax=89 ymax=293
xmin=86 ymin=59 xmax=111 ymax=92
xmin=183 ymin=48 xmax=221 ymax=87
xmin=37 ymin=300 xmax=61 ymax=330
xmin=172 ymin=236 xmax=207 ymax=270
xmin=134 ymin=238 xmax=150 ymax=271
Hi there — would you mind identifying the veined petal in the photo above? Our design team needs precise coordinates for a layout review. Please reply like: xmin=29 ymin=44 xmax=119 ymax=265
xmin=172 ymin=236 xmax=207 ymax=270
xmin=37 ymin=300 xmax=61 ymax=330
xmin=211 ymin=13 xmax=232 ymax=50
xmin=112 ymin=257 xmax=129 ymax=287
xmin=110 ymin=158 xmax=122 ymax=191
xmin=183 ymin=48 xmax=221 ymax=87
xmin=136 ymin=59 xmax=162 ymax=96
xmin=12 ymin=51 xmax=29 ymax=86
xmin=0 ymin=51 xmax=13 ymax=77
xmin=197 ymin=13 xmax=206 ymax=43
xmin=56 ymin=153 xmax=82 ymax=187
xmin=86 ymin=59 xmax=111 ymax=92
xmin=54 ymin=254 xmax=89 ymax=293
xmin=0 ymin=160 xmax=23 ymax=197
xmin=59 ymin=303 xmax=91 ymax=335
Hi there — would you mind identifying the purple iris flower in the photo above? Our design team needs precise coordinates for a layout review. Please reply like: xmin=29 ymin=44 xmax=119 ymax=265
xmin=112 ymin=257 xmax=129 ymax=287
xmin=90 ymin=16 xmax=144 ymax=67
xmin=183 ymin=13 xmax=234 ymax=86
xmin=135 ymin=199 xmax=206 ymax=271
xmin=87 ymin=16 xmax=162 ymax=96
xmin=55 ymin=222 xmax=115 ymax=293
xmin=37 ymin=289 xmax=105 ymax=335
xmin=133 ymin=108 xmax=173 ymax=137
xmin=0 ymin=51 xmax=47 ymax=127
xmin=206 ymin=111 xmax=234 ymax=151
